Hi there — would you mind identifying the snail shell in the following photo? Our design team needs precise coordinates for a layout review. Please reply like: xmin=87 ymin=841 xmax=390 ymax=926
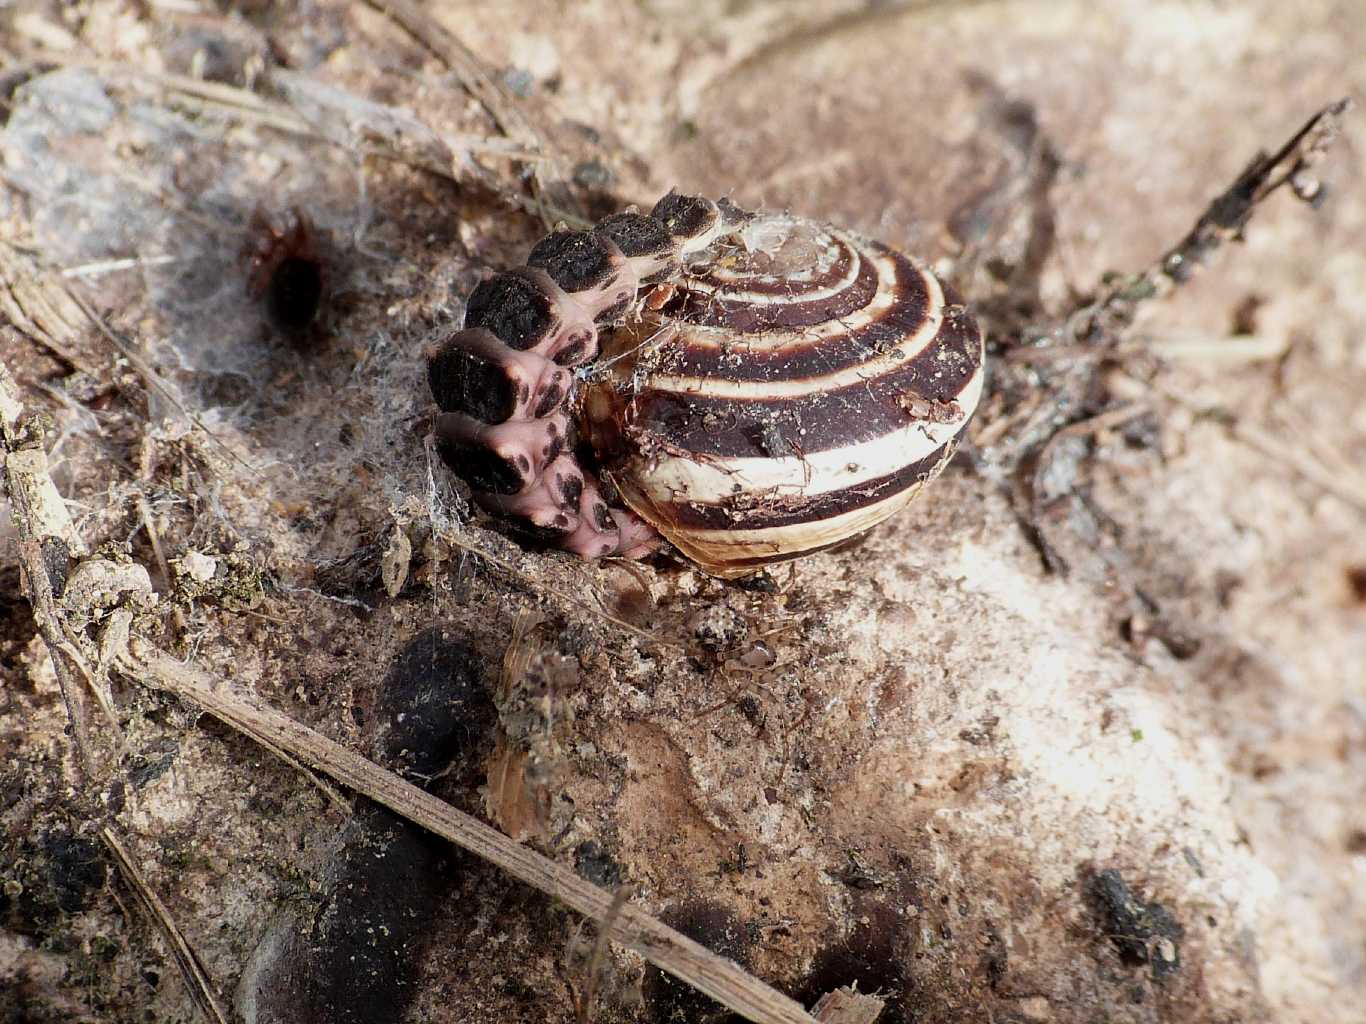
xmin=581 ymin=200 xmax=984 ymax=576
xmin=427 ymin=193 xmax=985 ymax=579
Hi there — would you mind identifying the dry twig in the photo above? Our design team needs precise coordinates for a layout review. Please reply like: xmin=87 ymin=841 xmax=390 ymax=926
xmin=1071 ymin=97 xmax=1352 ymax=346
xmin=360 ymin=0 xmax=589 ymax=226
xmin=5 ymin=360 xmax=810 ymax=1023
xmin=359 ymin=0 xmax=547 ymax=156
xmin=991 ymin=98 xmax=1354 ymax=473
xmin=0 ymin=240 xmax=102 ymax=376
xmin=1 ymin=358 xmax=102 ymax=776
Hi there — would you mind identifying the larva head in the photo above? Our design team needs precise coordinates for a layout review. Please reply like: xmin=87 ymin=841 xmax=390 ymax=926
xmin=580 ymin=200 xmax=985 ymax=578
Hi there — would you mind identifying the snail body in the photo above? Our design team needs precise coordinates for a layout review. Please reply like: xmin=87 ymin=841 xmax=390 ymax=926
xmin=427 ymin=193 xmax=984 ymax=578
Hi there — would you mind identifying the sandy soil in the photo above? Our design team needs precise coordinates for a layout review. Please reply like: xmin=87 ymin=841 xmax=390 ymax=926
xmin=1 ymin=2 xmax=1363 ymax=1023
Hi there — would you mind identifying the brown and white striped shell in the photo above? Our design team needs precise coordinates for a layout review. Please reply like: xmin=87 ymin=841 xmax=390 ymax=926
xmin=426 ymin=193 xmax=984 ymax=579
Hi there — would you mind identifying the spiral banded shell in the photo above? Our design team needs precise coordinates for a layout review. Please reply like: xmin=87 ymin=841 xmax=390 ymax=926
xmin=427 ymin=193 xmax=985 ymax=579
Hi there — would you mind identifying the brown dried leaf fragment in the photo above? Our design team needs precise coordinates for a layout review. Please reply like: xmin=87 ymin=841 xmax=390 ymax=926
xmin=485 ymin=612 xmax=579 ymax=842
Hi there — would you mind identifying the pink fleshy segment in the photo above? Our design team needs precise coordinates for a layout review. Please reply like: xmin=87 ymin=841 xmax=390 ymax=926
xmin=560 ymin=521 xmax=616 ymax=559
xmin=621 ymin=251 xmax=675 ymax=285
xmin=435 ymin=411 xmax=570 ymax=482
xmin=561 ymin=278 xmax=636 ymax=326
xmin=477 ymin=454 xmax=585 ymax=531
xmin=562 ymin=241 xmax=640 ymax=322
xmin=558 ymin=476 xmax=619 ymax=558
xmin=525 ymin=362 xmax=574 ymax=418
xmin=610 ymin=509 xmax=661 ymax=558
xmin=431 ymin=194 xmax=752 ymax=567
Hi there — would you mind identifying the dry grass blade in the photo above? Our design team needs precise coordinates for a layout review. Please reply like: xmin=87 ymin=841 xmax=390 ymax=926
xmin=13 ymin=47 xmax=557 ymax=222
xmin=0 ymin=240 xmax=103 ymax=376
xmin=60 ymin=288 xmax=257 ymax=476
xmin=360 ymin=0 xmax=587 ymax=225
xmin=4 ymin=357 xmax=812 ymax=1023
xmin=1231 ymin=419 xmax=1366 ymax=515
xmin=360 ymin=0 xmax=542 ymax=153
xmin=118 ymin=639 xmax=820 ymax=1024
xmin=16 ymin=49 xmax=303 ymax=123
xmin=0 ymin=221 xmax=255 ymax=476
xmin=101 ymin=828 xmax=229 ymax=1024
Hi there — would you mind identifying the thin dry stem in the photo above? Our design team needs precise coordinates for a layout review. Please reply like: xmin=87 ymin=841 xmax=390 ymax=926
xmin=993 ymin=98 xmax=1353 ymax=474
xmin=61 ymin=287 xmax=256 ymax=475
xmin=101 ymin=828 xmax=229 ymax=1024
xmin=358 ymin=0 xmax=546 ymax=157
xmin=1233 ymin=420 xmax=1366 ymax=514
xmin=0 ymin=240 xmax=102 ymax=376
xmin=1069 ymin=98 xmax=1353 ymax=349
xmin=5 ymin=360 xmax=806 ymax=1022
xmin=1135 ymin=377 xmax=1366 ymax=515
xmin=2 ymin=359 xmax=102 ymax=777
xmin=359 ymin=0 xmax=589 ymax=226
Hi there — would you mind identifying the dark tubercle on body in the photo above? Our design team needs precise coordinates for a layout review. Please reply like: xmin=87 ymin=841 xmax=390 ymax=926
xmin=463 ymin=272 xmax=560 ymax=352
xmin=427 ymin=336 xmax=521 ymax=424
xmin=651 ymin=190 xmax=722 ymax=240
